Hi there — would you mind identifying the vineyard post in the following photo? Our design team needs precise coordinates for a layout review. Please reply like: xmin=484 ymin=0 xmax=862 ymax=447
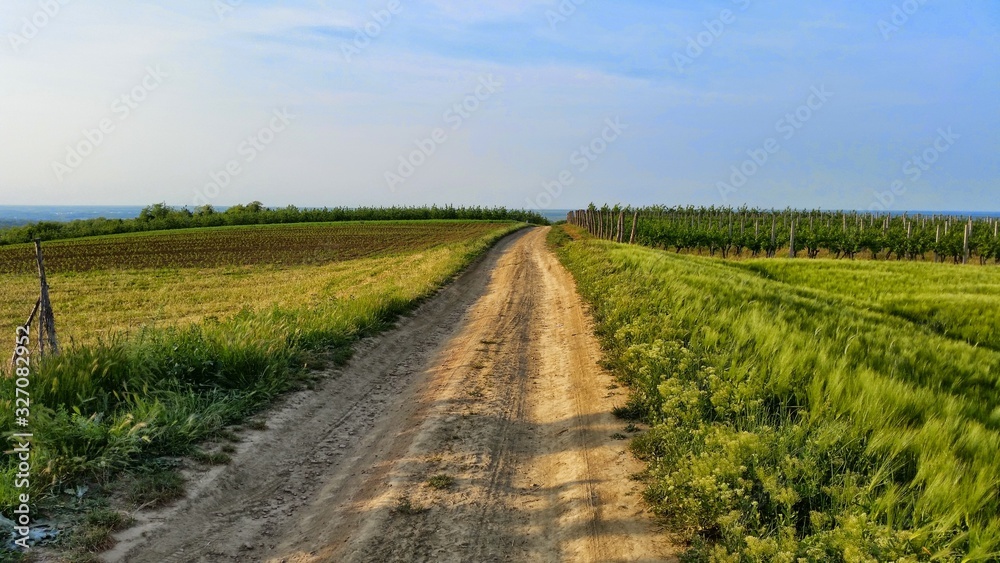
xmin=769 ymin=216 xmax=776 ymax=258
xmin=789 ymin=219 xmax=796 ymax=259
xmin=963 ymin=219 xmax=971 ymax=265
xmin=935 ymin=225 xmax=941 ymax=263
xmin=34 ymin=239 xmax=59 ymax=357
xmin=629 ymin=211 xmax=638 ymax=245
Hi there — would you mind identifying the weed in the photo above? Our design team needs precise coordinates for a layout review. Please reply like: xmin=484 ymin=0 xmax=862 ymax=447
xmin=191 ymin=450 xmax=231 ymax=465
xmin=68 ymin=508 xmax=133 ymax=554
xmin=427 ymin=474 xmax=455 ymax=490
xmin=217 ymin=429 xmax=241 ymax=443
xmin=394 ymin=497 xmax=429 ymax=515
xmin=247 ymin=419 xmax=268 ymax=431
xmin=611 ymin=397 xmax=646 ymax=421
xmin=126 ymin=470 xmax=184 ymax=507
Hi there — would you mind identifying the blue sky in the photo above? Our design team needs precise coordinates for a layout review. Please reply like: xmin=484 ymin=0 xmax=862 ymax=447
xmin=1 ymin=0 xmax=997 ymax=211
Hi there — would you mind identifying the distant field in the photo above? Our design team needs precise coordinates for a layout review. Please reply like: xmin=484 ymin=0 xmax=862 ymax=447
xmin=0 ymin=221 xmax=512 ymax=345
xmin=552 ymin=224 xmax=1000 ymax=561
xmin=0 ymin=221 xmax=510 ymax=273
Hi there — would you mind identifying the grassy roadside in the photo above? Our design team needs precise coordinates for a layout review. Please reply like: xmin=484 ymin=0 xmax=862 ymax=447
xmin=0 ymin=222 xmax=525 ymax=548
xmin=549 ymin=224 xmax=1000 ymax=562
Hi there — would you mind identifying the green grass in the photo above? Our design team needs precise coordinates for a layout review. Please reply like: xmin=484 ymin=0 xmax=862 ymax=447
xmin=427 ymin=474 xmax=455 ymax=490
xmin=551 ymin=224 xmax=1000 ymax=562
xmin=737 ymin=259 xmax=1000 ymax=351
xmin=0 ymin=221 xmax=524 ymax=516
xmin=126 ymin=469 xmax=185 ymax=507
xmin=69 ymin=508 xmax=133 ymax=553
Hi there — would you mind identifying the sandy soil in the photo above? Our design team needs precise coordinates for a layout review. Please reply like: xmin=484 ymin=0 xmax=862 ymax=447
xmin=106 ymin=227 xmax=676 ymax=563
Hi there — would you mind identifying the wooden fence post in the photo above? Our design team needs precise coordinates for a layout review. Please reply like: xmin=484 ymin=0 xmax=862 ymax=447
xmin=34 ymin=239 xmax=59 ymax=357
xmin=629 ymin=211 xmax=638 ymax=244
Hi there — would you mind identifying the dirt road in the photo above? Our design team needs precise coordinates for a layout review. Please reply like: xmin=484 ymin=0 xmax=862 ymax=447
xmin=108 ymin=227 xmax=675 ymax=563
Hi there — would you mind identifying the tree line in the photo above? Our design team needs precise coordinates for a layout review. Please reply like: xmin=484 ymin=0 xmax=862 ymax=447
xmin=0 ymin=203 xmax=549 ymax=246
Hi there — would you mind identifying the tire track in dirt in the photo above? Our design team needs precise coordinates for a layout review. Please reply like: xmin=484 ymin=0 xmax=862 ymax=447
xmin=107 ymin=227 xmax=676 ymax=563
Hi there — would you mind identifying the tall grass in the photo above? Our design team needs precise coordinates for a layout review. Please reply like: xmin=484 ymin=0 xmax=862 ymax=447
xmin=0 ymin=223 xmax=523 ymax=511
xmin=551 ymin=225 xmax=1000 ymax=561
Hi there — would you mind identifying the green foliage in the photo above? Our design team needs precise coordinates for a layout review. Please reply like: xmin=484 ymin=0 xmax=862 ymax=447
xmin=0 ymin=204 xmax=548 ymax=246
xmin=551 ymin=225 xmax=1000 ymax=561
xmin=570 ymin=205 xmax=1000 ymax=264
xmin=427 ymin=474 xmax=455 ymax=490
xmin=69 ymin=508 xmax=133 ymax=553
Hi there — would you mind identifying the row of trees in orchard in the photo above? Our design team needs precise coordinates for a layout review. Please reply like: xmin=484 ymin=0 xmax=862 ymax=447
xmin=567 ymin=205 xmax=1000 ymax=264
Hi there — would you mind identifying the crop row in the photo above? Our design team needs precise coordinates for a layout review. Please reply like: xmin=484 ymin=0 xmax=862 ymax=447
xmin=0 ymin=221 xmax=512 ymax=274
